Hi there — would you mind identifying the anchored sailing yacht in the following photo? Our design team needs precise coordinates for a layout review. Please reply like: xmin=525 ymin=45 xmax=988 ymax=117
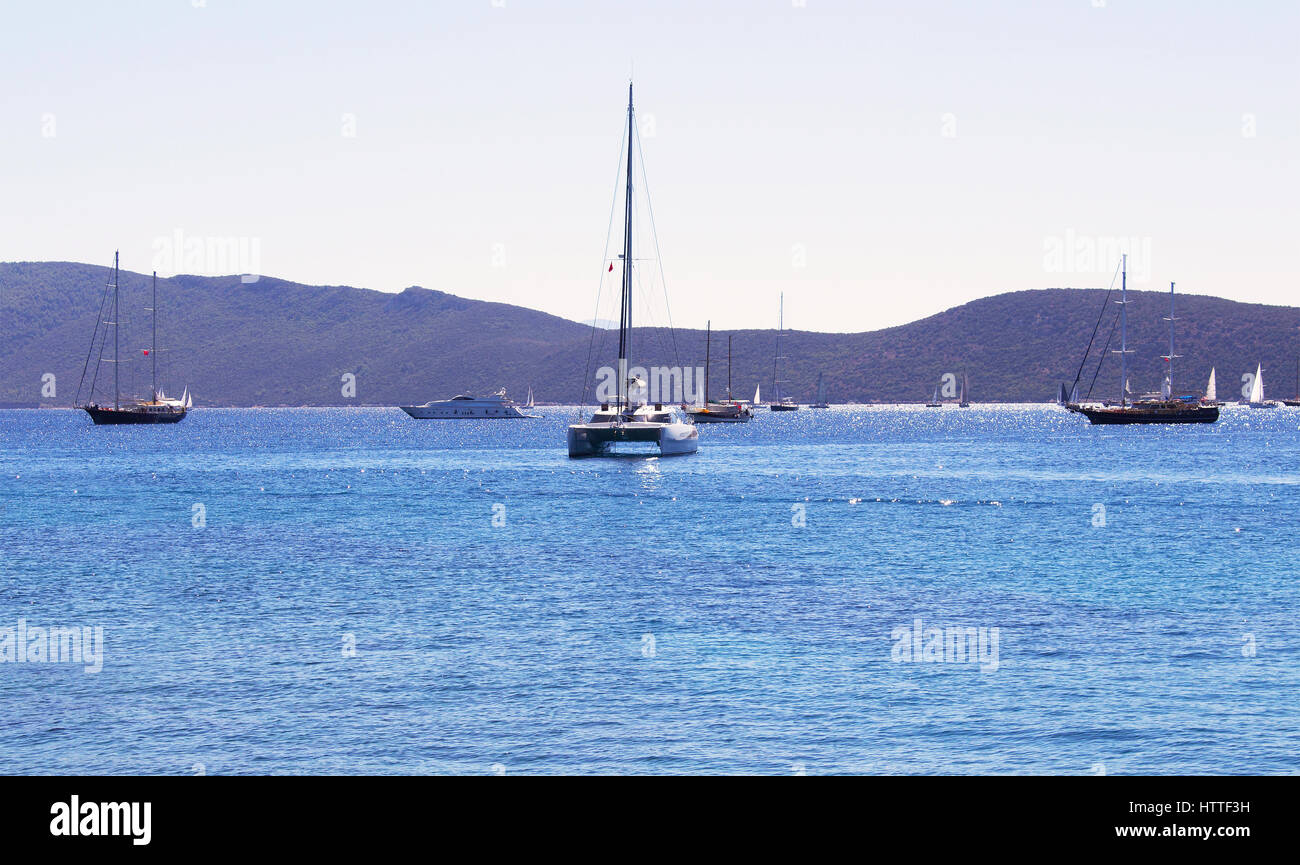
xmin=76 ymin=255 xmax=191 ymax=424
xmin=567 ymin=83 xmax=699 ymax=457
xmin=686 ymin=325 xmax=752 ymax=423
xmin=401 ymin=389 xmax=537 ymax=419
xmin=1077 ymin=267 xmax=1218 ymax=424
xmin=1201 ymin=367 xmax=1221 ymax=407
xmin=768 ymin=294 xmax=799 ymax=411
xmin=810 ymin=372 xmax=830 ymax=409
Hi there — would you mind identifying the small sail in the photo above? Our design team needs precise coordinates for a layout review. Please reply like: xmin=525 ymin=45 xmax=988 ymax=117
xmin=960 ymin=374 xmax=968 ymax=404
xmin=1057 ymin=383 xmax=1069 ymax=405
xmin=1161 ymin=374 xmax=1171 ymax=400
xmin=754 ymin=383 xmax=761 ymax=404
xmin=1250 ymin=364 xmax=1264 ymax=403
xmin=525 ymin=386 xmax=534 ymax=409
xmin=1070 ymin=382 xmax=1079 ymax=403
xmin=1206 ymin=368 xmax=1216 ymax=401
xmin=183 ymin=387 xmax=192 ymax=409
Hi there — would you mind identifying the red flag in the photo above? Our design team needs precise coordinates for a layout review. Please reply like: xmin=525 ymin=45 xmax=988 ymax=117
xmin=142 ymin=349 xmax=149 ymax=356
xmin=608 ymin=263 xmax=614 ymax=272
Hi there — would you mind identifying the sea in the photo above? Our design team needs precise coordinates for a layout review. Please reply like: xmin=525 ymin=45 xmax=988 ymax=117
xmin=1 ymin=405 xmax=1297 ymax=775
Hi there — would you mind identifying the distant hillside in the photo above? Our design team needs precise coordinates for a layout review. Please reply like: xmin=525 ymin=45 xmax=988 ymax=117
xmin=3 ymin=261 xmax=1299 ymax=405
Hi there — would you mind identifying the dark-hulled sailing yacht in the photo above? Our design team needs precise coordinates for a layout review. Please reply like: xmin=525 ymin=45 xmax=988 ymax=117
xmin=76 ymin=252 xmax=191 ymax=425
xmin=1076 ymin=257 xmax=1218 ymax=425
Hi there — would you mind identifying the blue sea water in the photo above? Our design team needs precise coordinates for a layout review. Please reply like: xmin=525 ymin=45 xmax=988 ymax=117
xmin=1 ymin=405 xmax=1297 ymax=775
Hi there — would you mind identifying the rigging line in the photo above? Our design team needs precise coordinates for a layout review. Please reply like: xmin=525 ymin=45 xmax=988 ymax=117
xmin=1072 ymin=260 xmax=1122 ymax=392
xmin=75 ymin=267 xmax=114 ymax=406
xmin=578 ymin=112 xmax=630 ymax=415
xmin=633 ymin=115 xmax=682 ymax=371
xmin=1086 ymin=304 xmax=1122 ymax=401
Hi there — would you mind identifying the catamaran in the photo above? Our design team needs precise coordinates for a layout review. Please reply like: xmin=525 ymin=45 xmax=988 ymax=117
xmin=567 ymin=83 xmax=699 ymax=457
xmin=76 ymin=254 xmax=191 ymax=424
xmin=1076 ymin=264 xmax=1218 ymax=424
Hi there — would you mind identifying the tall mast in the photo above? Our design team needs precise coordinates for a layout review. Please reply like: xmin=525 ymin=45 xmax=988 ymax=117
xmin=151 ymin=271 xmax=158 ymax=401
xmin=113 ymin=250 xmax=120 ymax=410
xmin=615 ymin=81 xmax=635 ymax=411
xmin=727 ymin=334 xmax=732 ymax=401
xmin=1161 ymin=280 xmax=1178 ymax=399
xmin=704 ymin=320 xmax=711 ymax=404
xmin=772 ymin=293 xmax=783 ymax=400
xmin=1115 ymin=254 xmax=1129 ymax=409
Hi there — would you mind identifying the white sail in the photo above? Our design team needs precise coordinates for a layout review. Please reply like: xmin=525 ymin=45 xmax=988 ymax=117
xmin=1161 ymin=374 xmax=1171 ymax=400
xmin=753 ymin=383 xmax=761 ymax=404
xmin=525 ymin=386 xmax=534 ymax=409
xmin=1206 ymin=368 xmax=1216 ymax=401
xmin=1250 ymin=364 xmax=1264 ymax=403
xmin=184 ymin=388 xmax=192 ymax=409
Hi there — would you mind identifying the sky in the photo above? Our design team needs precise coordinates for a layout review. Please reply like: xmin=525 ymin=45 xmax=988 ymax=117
xmin=2 ymin=0 xmax=1296 ymax=332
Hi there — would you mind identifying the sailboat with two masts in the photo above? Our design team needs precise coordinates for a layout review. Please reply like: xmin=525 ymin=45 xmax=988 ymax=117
xmin=686 ymin=324 xmax=752 ymax=423
xmin=1076 ymin=261 xmax=1218 ymax=424
xmin=768 ymin=294 xmax=799 ymax=411
xmin=567 ymin=83 xmax=699 ymax=457
xmin=75 ymin=253 xmax=191 ymax=425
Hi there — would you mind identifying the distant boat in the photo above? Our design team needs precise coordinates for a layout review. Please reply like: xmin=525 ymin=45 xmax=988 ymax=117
xmin=959 ymin=372 xmax=971 ymax=407
xmin=1246 ymin=363 xmax=1278 ymax=409
xmin=925 ymin=384 xmax=942 ymax=407
xmin=524 ymin=386 xmax=535 ymax=409
xmin=768 ymin=293 xmax=799 ymax=411
xmin=810 ymin=372 xmax=830 ymax=409
xmin=566 ymin=83 xmax=698 ymax=457
xmin=401 ymin=389 xmax=538 ymax=419
xmin=1076 ymin=268 xmax=1218 ymax=424
xmin=76 ymin=254 xmax=190 ymax=425
xmin=686 ymin=326 xmax=752 ymax=423
xmin=1201 ymin=367 xmax=1220 ymax=406
xmin=750 ymin=383 xmax=766 ymax=410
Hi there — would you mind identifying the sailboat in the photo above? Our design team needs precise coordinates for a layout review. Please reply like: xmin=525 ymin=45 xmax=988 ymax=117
xmin=686 ymin=325 xmax=752 ymax=423
xmin=566 ymin=83 xmax=699 ymax=457
xmin=751 ymin=383 xmax=766 ymax=410
xmin=1076 ymin=266 xmax=1218 ymax=424
xmin=1246 ymin=363 xmax=1278 ymax=408
xmin=810 ymin=372 xmax=830 ymax=409
xmin=524 ymin=386 xmax=535 ymax=409
xmin=768 ymin=294 xmax=799 ymax=411
xmin=75 ymin=254 xmax=190 ymax=424
xmin=925 ymin=383 xmax=942 ymax=407
xmin=958 ymin=372 xmax=971 ymax=407
xmin=1201 ymin=367 xmax=1220 ymax=407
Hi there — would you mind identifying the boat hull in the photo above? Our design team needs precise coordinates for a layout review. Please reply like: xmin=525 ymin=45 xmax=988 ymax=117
xmin=83 ymin=406 xmax=187 ymax=425
xmin=567 ymin=421 xmax=699 ymax=457
xmin=1078 ymin=404 xmax=1219 ymax=425
xmin=686 ymin=405 xmax=751 ymax=423
xmin=400 ymin=405 xmax=536 ymax=419
xmin=769 ymin=404 xmax=799 ymax=412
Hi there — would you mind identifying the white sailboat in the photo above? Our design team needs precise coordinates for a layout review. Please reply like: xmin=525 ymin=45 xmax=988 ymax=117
xmin=768 ymin=293 xmax=799 ymax=411
xmin=566 ymin=83 xmax=699 ymax=457
xmin=1247 ymin=363 xmax=1277 ymax=408
xmin=1202 ymin=367 xmax=1218 ymax=405
xmin=524 ymin=386 xmax=535 ymax=409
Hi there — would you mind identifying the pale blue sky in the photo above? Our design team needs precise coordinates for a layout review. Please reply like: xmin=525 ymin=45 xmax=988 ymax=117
xmin=3 ymin=0 xmax=1296 ymax=331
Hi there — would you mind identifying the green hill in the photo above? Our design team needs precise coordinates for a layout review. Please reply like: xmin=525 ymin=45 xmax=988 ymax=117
xmin=3 ymin=261 xmax=1298 ymax=406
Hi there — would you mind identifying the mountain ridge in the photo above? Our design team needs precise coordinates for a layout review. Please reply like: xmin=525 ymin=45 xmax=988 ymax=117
xmin=3 ymin=261 xmax=1299 ymax=407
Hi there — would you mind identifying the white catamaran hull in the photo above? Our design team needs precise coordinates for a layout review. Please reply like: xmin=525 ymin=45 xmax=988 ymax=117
xmin=567 ymin=421 xmax=698 ymax=457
